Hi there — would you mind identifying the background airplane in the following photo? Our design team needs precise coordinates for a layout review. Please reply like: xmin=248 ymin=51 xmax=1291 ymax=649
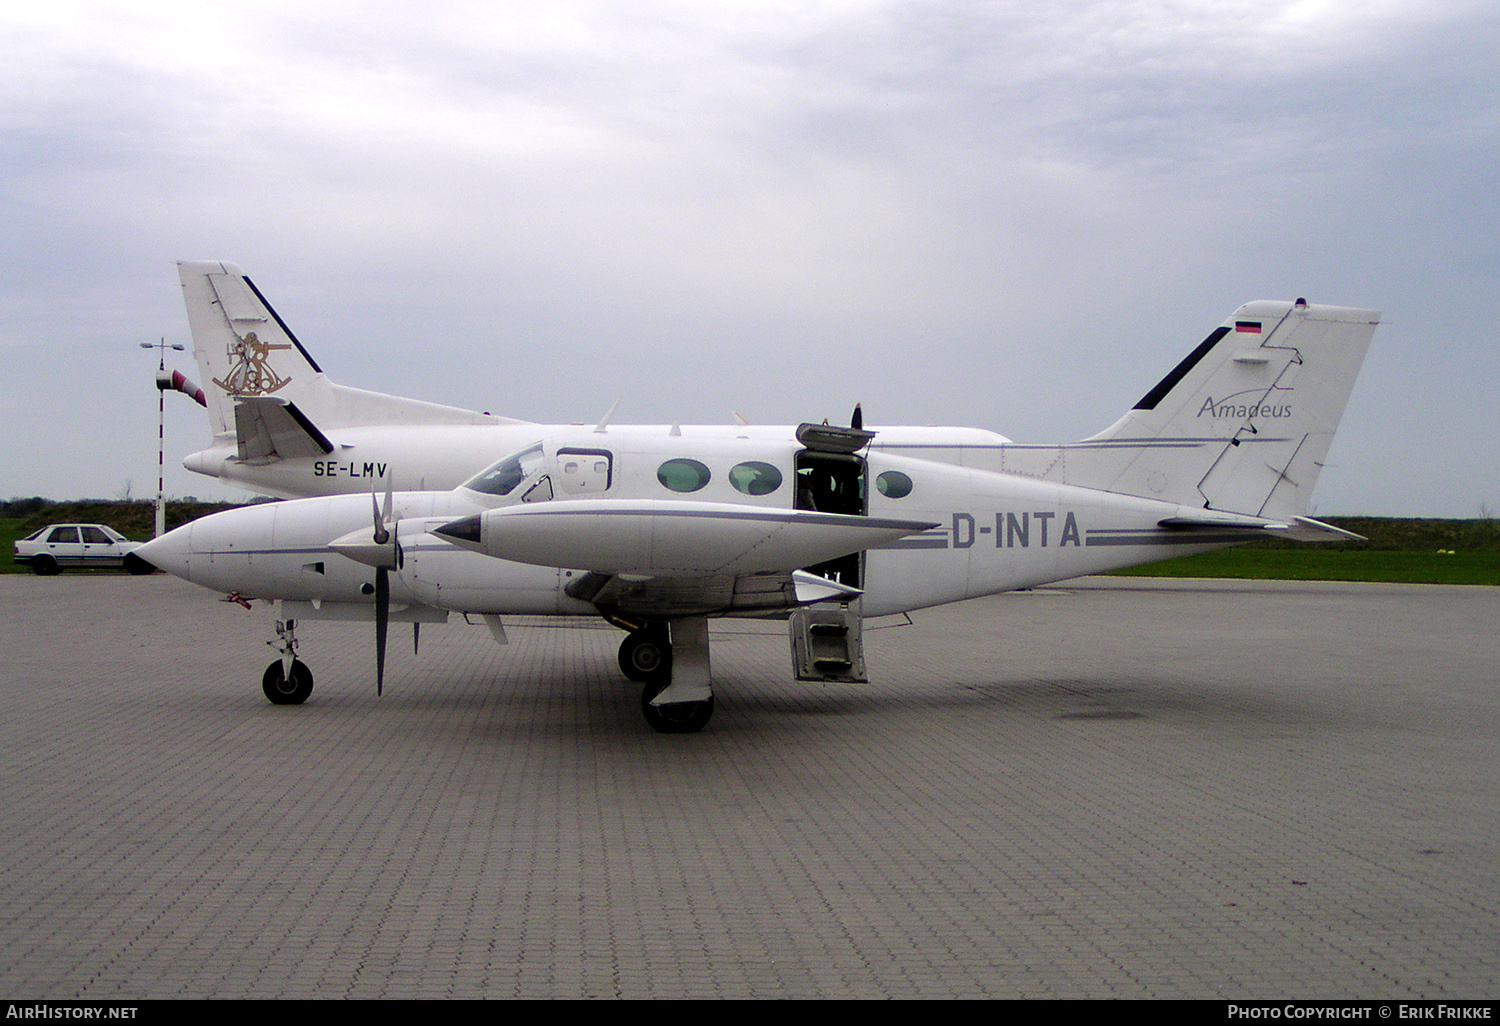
xmin=144 ymin=284 xmax=1379 ymax=733
xmin=176 ymin=260 xmax=1011 ymax=499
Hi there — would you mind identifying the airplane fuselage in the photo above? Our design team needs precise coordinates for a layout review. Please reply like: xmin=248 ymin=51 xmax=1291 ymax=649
xmin=183 ymin=423 xmax=1014 ymax=499
xmin=153 ymin=424 xmax=1234 ymax=622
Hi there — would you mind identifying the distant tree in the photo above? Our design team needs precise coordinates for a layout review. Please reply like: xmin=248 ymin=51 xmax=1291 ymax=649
xmin=2 ymin=497 xmax=49 ymax=517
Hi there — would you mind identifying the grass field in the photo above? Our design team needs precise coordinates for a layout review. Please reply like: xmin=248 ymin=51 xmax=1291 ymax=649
xmin=3 ymin=502 xmax=1497 ymax=585
xmin=1109 ymin=548 xmax=1500 ymax=586
xmin=1111 ymin=517 xmax=1500 ymax=586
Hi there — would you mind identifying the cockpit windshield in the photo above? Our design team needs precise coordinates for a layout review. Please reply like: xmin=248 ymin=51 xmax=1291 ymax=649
xmin=463 ymin=443 xmax=545 ymax=496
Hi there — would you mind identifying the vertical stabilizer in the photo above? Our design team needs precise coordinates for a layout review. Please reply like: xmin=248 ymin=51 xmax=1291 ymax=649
xmin=996 ymin=300 xmax=1378 ymax=517
xmin=179 ymin=260 xmax=322 ymax=438
xmin=177 ymin=261 xmax=518 ymax=442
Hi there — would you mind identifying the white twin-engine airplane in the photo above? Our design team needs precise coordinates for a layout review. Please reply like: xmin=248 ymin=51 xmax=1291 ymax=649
xmin=147 ymin=261 xmax=1378 ymax=733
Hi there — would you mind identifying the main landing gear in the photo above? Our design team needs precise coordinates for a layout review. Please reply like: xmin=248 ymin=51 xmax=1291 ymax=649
xmin=618 ymin=627 xmax=670 ymax=682
xmin=253 ymin=612 xmax=715 ymax=731
xmin=262 ymin=618 xmax=314 ymax=705
xmin=617 ymin=619 xmax=715 ymax=734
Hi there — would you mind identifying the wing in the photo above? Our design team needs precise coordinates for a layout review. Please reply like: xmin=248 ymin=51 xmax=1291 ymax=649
xmin=433 ymin=499 xmax=938 ymax=618
xmin=434 ymin=500 xmax=938 ymax=576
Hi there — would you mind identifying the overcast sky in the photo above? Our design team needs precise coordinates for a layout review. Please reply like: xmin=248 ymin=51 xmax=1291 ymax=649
xmin=1 ymin=0 xmax=1495 ymax=516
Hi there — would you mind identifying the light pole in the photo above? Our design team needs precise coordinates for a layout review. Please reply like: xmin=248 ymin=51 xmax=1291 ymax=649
xmin=141 ymin=339 xmax=185 ymax=538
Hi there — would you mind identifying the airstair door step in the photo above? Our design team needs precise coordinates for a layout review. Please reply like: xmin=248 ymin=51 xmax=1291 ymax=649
xmin=789 ymin=605 xmax=868 ymax=683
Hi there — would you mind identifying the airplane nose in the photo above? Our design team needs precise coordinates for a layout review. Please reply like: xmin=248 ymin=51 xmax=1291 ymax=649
xmin=135 ymin=524 xmax=194 ymax=580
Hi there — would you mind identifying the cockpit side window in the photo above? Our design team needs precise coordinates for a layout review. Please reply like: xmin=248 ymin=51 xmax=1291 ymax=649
xmin=521 ymin=476 xmax=554 ymax=503
xmin=464 ymin=443 xmax=546 ymax=496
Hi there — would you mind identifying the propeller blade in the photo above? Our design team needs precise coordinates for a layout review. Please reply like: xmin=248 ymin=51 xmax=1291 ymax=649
xmin=371 ymin=486 xmax=389 ymax=545
xmin=851 ymin=403 xmax=863 ymax=431
xmin=375 ymin=567 xmax=389 ymax=696
xmin=413 ymin=622 xmax=421 ymax=655
xmin=372 ymin=475 xmax=398 ymax=694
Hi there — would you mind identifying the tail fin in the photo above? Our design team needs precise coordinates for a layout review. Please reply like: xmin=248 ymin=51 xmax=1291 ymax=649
xmin=177 ymin=261 xmax=523 ymax=442
xmin=1001 ymin=300 xmax=1379 ymax=518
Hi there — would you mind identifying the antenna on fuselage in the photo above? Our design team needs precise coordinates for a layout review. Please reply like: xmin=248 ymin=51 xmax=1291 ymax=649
xmin=593 ymin=398 xmax=621 ymax=434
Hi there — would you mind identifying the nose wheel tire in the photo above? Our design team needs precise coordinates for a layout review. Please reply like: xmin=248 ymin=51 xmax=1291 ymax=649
xmin=618 ymin=629 xmax=671 ymax=683
xmin=262 ymin=659 xmax=314 ymax=705
xmin=640 ymin=680 xmax=714 ymax=734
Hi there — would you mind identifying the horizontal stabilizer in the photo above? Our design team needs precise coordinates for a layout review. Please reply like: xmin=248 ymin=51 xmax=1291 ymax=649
xmin=1284 ymin=516 xmax=1367 ymax=543
xmin=1158 ymin=514 xmax=1365 ymax=543
xmin=234 ymin=397 xmax=335 ymax=462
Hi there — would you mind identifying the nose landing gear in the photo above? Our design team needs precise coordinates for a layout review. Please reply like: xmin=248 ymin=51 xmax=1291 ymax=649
xmin=262 ymin=618 xmax=314 ymax=705
xmin=262 ymin=658 xmax=314 ymax=704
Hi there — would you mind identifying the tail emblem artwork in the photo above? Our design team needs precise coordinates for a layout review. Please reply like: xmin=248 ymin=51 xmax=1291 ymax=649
xmin=211 ymin=331 xmax=294 ymax=397
xmin=156 ymin=262 xmax=1380 ymax=734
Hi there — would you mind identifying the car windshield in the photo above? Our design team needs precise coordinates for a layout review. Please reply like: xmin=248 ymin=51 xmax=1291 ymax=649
xmin=463 ymin=443 xmax=545 ymax=496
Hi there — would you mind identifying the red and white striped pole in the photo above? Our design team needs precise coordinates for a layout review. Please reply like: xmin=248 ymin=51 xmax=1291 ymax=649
xmin=142 ymin=339 xmax=191 ymax=538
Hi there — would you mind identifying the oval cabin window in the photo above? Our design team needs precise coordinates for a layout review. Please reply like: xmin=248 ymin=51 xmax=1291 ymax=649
xmin=657 ymin=458 xmax=712 ymax=493
xmin=729 ymin=461 xmax=782 ymax=496
xmin=876 ymin=470 xmax=913 ymax=499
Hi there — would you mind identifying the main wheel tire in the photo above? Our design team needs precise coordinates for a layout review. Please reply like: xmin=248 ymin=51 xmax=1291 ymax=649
xmin=262 ymin=659 xmax=314 ymax=705
xmin=31 ymin=556 xmax=60 ymax=576
xmin=640 ymin=680 xmax=714 ymax=734
xmin=618 ymin=629 xmax=671 ymax=683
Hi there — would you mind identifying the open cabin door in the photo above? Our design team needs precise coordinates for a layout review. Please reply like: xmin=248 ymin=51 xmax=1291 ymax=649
xmin=792 ymin=422 xmax=873 ymax=587
xmin=789 ymin=421 xmax=874 ymax=683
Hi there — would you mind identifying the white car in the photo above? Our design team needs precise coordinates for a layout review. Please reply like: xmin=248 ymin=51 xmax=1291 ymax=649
xmin=13 ymin=524 xmax=153 ymax=575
